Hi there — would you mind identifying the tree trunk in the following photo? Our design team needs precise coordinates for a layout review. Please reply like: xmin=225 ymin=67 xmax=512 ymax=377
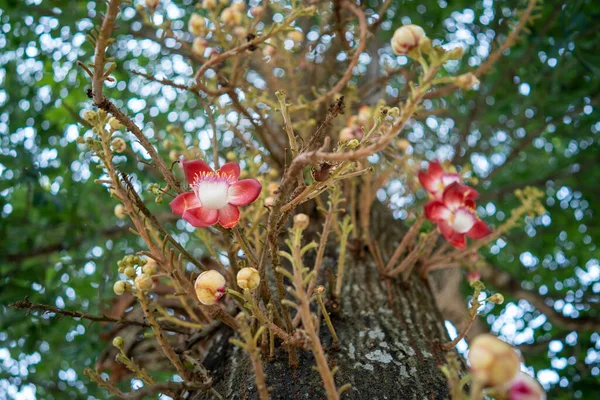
xmin=203 ymin=253 xmax=453 ymax=399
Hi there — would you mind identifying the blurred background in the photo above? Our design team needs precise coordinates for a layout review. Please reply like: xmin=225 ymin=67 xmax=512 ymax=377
xmin=0 ymin=0 xmax=599 ymax=398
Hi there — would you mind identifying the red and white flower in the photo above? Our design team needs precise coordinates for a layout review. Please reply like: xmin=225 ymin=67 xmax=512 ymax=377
xmin=506 ymin=372 xmax=546 ymax=400
xmin=424 ymin=182 xmax=491 ymax=249
xmin=418 ymin=161 xmax=461 ymax=199
xmin=170 ymin=159 xmax=262 ymax=229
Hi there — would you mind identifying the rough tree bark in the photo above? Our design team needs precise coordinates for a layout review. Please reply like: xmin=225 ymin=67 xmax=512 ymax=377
xmin=201 ymin=206 xmax=455 ymax=399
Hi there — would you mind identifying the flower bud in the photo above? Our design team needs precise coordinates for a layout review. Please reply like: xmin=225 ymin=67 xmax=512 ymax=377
xmin=396 ymin=138 xmax=410 ymax=152
xmin=391 ymin=24 xmax=426 ymax=55
xmin=357 ymin=105 xmax=372 ymax=127
xmin=114 ymin=204 xmax=127 ymax=219
xmin=109 ymin=117 xmax=123 ymax=131
xmin=111 ymin=137 xmax=127 ymax=153
xmin=113 ymin=280 xmax=127 ymax=295
xmin=169 ymin=150 xmax=180 ymax=161
xmin=195 ymin=270 xmax=226 ymax=305
xmin=112 ymin=336 xmax=124 ymax=348
xmin=83 ymin=109 xmax=97 ymax=124
xmin=135 ymin=273 xmax=153 ymax=291
xmin=192 ymin=37 xmax=208 ymax=56
xmin=226 ymin=151 xmax=236 ymax=161
xmin=221 ymin=7 xmax=242 ymax=26
xmin=124 ymin=266 xmax=136 ymax=279
xmin=263 ymin=45 xmax=277 ymax=58
xmin=293 ymin=213 xmax=310 ymax=230
xmin=447 ymin=46 xmax=465 ymax=60
xmin=468 ymin=334 xmax=520 ymax=387
xmin=143 ymin=258 xmax=158 ymax=275
xmin=188 ymin=14 xmax=206 ymax=35
xmin=233 ymin=26 xmax=247 ymax=39
xmin=466 ymin=270 xmax=481 ymax=283
xmin=339 ymin=127 xmax=356 ymax=141
xmin=315 ymin=285 xmax=325 ymax=295
xmin=250 ymin=6 xmax=264 ymax=18
xmin=265 ymin=196 xmax=274 ymax=206
xmin=202 ymin=0 xmax=217 ymax=10
xmin=287 ymin=30 xmax=304 ymax=43
xmin=455 ymin=73 xmax=480 ymax=90
xmin=232 ymin=1 xmax=246 ymax=12
xmin=237 ymin=267 xmax=260 ymax=290
xmin=487 ymin=293 xmax=505 ymax=305
xmin=506 ymin=371 xmax=546 ymax=400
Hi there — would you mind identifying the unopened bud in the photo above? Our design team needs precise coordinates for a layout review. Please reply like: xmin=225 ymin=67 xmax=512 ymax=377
xmin=114 ymin=204 xmax=127 ymax=219
xmin=293 ymin=213 xmax=310 ymax=230
xmin=487 ymin=293 xmax=504 ymax=305
xmin=315 ymin=285 xmax=325 ymax=295
xmin=287 ymin=30 xmax=304 ymax=43
xmin=188 ymin=14 xmax=206 ymax=35
xmin=265 ymin=196 xmax=274 ymax=206
xmin=83 ymin=110 xmax=97 ymax=124
xmin=263 ymin=45 xmax=277 ymax=58
xmin=192 ymin=37 xmax=208 ymax=56
xmin=232 ymin=1 xmax=246 ymax=12
xmin=111 ymin=137 xmax=127 ymax=153
xmin=226 ymin=151 xmax=236 ymax=161
xmin=250 ymin=6 xmax=264 ymax=18
xmin=455 ymin=73 xmax=480 ymax=90
xmin=142 ymin=258 xmax=158 ymax=275
xmin=506 ymin=371 xmax=546 ymax=400
xmin=195 ymin=270 xmax=226 ymax=305
xmin=237 ymin=267 xmax=260 ymax=290
xmin=112 ymin=336 xmax=124 ymax=348
xmin=447 ymin=46 xmax=465 ymax=60
xmin=339 ymin=127 xmax=356 ymax=141
xmin=169 ymin=150 xmax=180 ymax=161
xmin=391 ymin=24 xmax=426 ymax=55
xmin=221 ymin=7 xmax=242 ymax=26
xmin=135 ymin=273 xmax=153 ymax=291
xmin=396 ymin=139 xmax=410 ymax=152
xmin=113 ymin=280 xmax=127 ymax=295
xmin=466 ymin=270 xmax=481 ymax=283
xmin=202 ymin=0 xmax=217 ymax=10
xmin=468 ymin=334 xmax=520 ymax=387
xmin=233 ymin=26 xmax=247 ymax=39
xmin=124 ymin=266 xmax=136 ymax=279
xmin=109 ymin=117 xmax=123 ymax=131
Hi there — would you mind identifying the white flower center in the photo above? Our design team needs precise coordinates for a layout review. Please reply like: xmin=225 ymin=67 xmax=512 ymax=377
xmin=196 ymin=181 xmax=229 ymax=209
xmin=451 ymin=209 xmax=475 ymax=233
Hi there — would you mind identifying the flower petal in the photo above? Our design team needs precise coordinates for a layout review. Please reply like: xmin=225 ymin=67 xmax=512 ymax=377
xmin=466 ymin=219 xmax=492 ymax=239
xmin=443 ymin=182 xmax=479 ymax=209
xmin=170 ymin=192 xmax=201 ymax=215
xmin=218 ymin=162 xmax=241 ymax=180
xmin=441 ymin=173 xmax=461 ymax=187
xmin=438 ymin=220 xmax=467 ymax=249
xmin=452 ymin=207 xmax=477 ymax=233
xmin=424 ymin=200 xmax=450 ymax=222
xmin=418 ymin=161 xmax=444 ymax=193
xmin=227 ymin=179 xmax=262 ymax=206
xmin=182 ymin=207 xmax=218 ymax=228
xmin=182 ymin=159 xmax=213 ymax=185
xmin=218 ymin=204 xmax=241 ymax=228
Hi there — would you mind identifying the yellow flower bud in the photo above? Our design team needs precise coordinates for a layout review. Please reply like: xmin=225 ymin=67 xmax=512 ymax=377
xmin=111 ymin=137 xmax=127 ymax=153
xmin=188 ymin=14 xmax=206 ymax=35
xmin=109 ymin=117 xmax=123 ymax=131
xmin=192 ymin=37 xmax=208 ymax=56
xmin=113 ymin=280 xmax=127 ymax=295
xmin=347 ymin=139 xmax=360 ymax=149
xmin=237 ymin=267 xmax=260 ymax=290
xmin=233 ymin=26 xmax=247 ymax=39
xmin=391 ymin=24 xmax=426 ymax=55
xmin=135 ymin=273 xmax=153 ymax=291
xmin=468 ymin=334 xmax=520 ymax=387
xmin=487 ymin=293 xmax=504 ymax=305
xmin=226 ymin=151 xmax=236 ymax=161
xmin=114 ymin=204 xmax=127 ymax=220
xmin=396 ymin=139 xmax=410 ymax=152
xmin=455 ymin=73 xmax=480 ymax=90
xmin=287 ymin=30 xmax=304 ymax=43
xmin=83 ymin=109 xmax=97 ymax=124
xmin=250 ymin=6 xmax=264 ymax=18
xmin=112 ymin=336 xmax=124 ymax=348
xmin=124 ymin=266 xmax=136 ymax=279
xmin=142 ymin=258 xmax=158 ymax=275
xmin=232 ymin=1 xmax=246 ymax=12
xmin=221 ymin=7 xmax=242 ymax=26
xmin=293 ymin=213 xmax=310 ymax=230
xmin=195 ymin=270 xmax=226 ymax=305
xmin=202 ymin=0 xmax=217 ymax=10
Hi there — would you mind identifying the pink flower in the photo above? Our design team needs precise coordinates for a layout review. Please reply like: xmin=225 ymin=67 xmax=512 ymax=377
xmin=506 ymin=372 xmax=546 ymax=400
xmin=170 ymin=159 xmax=262 ymax=229
xmin=424 ymin=182 xmax=491 ymax=249
xmin=418 ymin=161 xmax=461 ymax=199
